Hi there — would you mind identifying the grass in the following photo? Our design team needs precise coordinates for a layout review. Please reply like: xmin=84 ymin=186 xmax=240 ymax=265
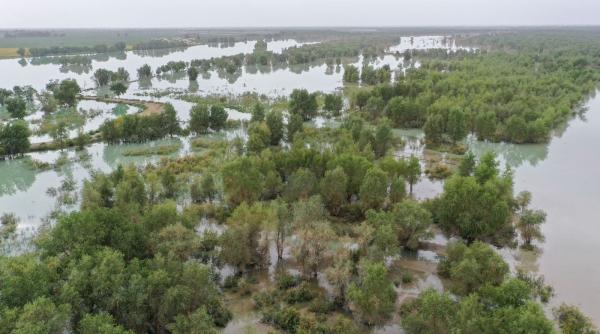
xmin=122 ymin=143 xmax=181 ymax=157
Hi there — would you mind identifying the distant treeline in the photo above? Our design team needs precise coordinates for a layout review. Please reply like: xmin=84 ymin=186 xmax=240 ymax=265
xmin=27 ymin=42 xmax=127 ymax=57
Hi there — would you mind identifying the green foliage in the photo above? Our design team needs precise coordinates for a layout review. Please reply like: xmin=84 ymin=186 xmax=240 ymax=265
xmin=53 ymin=79 xmax=81 ymax=106
xmin=222 ymin=156 xmax=264 ymax=206
xmin=137 ymin=64 xmax=153 ymax=79
xmin=79 ymin=313 xmax=133 ymax=334
xmin=554 ymin=304 xmax=600 ymax=334
xmin=320 ymin=167 xmax=348 ymax=215
xmin=265 ymin=110 xmax=284 ymax=145
xmin=109 ymin=82 xmax=128 ymax=96
xmin=359 ymin=167 xmax=388 ymax=211
xmin=247 ymin=122 xmax=271 ymax=153
xmin=187 ymin=66 xmax=199 ymax=81
xmin=5 ymin=97 xmax=26 ymax=119
xmin=287 ymin=113 xmax=304 ymax=141
xmin=12 ymin=297 xmax=70 ymax=334
xmin=348 ymin=262 xmax=396 ymax=325
xmin=289 ymin=89 xmax=318 ymax=121
xmin=189 ymin=104 xmax=211 ymax=134
xmin=439 ymin=241 xmax=509 ymax=295
xmin=209 ymin=105 xmax=228 ymax=131
xmin=343 ymin=65 xmax=360 ymax=83
xmin=0 ymin=120 xmax=31 ymax=157
xmin=323 ymin=93 xmax=344 ymax=114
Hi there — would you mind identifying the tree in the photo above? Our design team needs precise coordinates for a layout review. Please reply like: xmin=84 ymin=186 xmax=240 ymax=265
xmin=320 ymin=167 xmax=348 ymax=215
xmin=325 ymin=245 xmax=353 ymax=306
xmin=554 ymin=304 xmax=600 ymax=334
xmin=391 ymin=200 xmax=432 ymax=250
xmin=447 ymin=108 xmax=467 ymax=143
xmin=284 ymin=168 xmax=317 ymax=202
xmin=222 ymin=157 xmax=264 ymax=206
xmin=271 ymin=200 xmax=292 ymax=261
xmin=400 ymin=289 xmax=456 ymax=334
xmin=79 ymin=313 xmax=133 ymax=334
xmin=187 ymin=67 xmax=199 ymax=81
xmin=167 ymin=307 xmax=218 ymax=334
xmin=324 ymin=94 xmax=343 ymax=115
xmin=137 ymin=64 xmax=153 ymax=79
xmin=189 ymin=104 xmax=210 ymax=134
xmin=405 ymin=155 xmax=421 ymax=195
xmin=389 ymin=176 xmax=406 ymax=203
xmin=384 ymin=96 xmax=423 ymax=128
xmin=0 ymin=121 xmax=31 ymax=157
xmin=247 ymin=122 xmax=271 ymax=153
xmin=6 ymin=97 xmax=27 ymax=119
xmin=372 ymin=118 xmax=393 ymax=158
xmin=348 ymin=262 xmax=396 ymax=325
xmin=517 ymin=209 xmax=546 ymax=249
xmin=161 ymin=103 xmax=181 ymax=136
xmin=289 ymin=89 xmax=318 ymax=121
xmin=55 ymin=79 xmax=81 ymax=106
xmin=343 ymin=65 xmax=360 ymax=83
xmin=286 ymin=113 xmax=304 ymax=142
xmin=13 ymin=297 xmax=70 ymax=334
xmin=94 ymin=69 xmax=113 ymax=86
xmin=209 ymin=105 xmax=228 ymax=131
xmin=458 ymin=151 xmax=476 ymax=176
xmin=110 ymin=82 xmax=128 ymax=96
xmin=39 ymin=91 xmax=58 ymax=113
xmin=359 ymin=167 xmax=388 ymax=211
xmin=293 ymin=220 xmax=335 ymax=278
xmin=17 ymin=47 xmax=26 ymax=57
xmin=251 ymin=102 xmax=265 ymax=122
xmin=220 ymin=202 xmax=272 ymax=273
xmin=190 ymin=173 xmax=217 ymax=203
xmin=439 ymin=241 xmax=509 ymax=296
xmin=265 ymin=111 xmax=284 ymax=145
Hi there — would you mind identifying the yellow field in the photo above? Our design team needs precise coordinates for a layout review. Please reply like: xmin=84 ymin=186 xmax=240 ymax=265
xmin=0 ymin=48 xmax=20 ymax=59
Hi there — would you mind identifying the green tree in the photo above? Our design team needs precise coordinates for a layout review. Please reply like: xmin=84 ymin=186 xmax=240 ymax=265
xmin=187 ymin=67 xmax=199 ymax=81
xmin=189 ymin=104 xmax=210 ymax=134
xmin=323 ymin=93 xmax=343 ymax=115
xmin=247 ymin=122 xmax=271 ymax=153
xmin=284 ymin=168 xmax=317 ymax=202
xmin=137 ymin=64 xmax=153 ymax=79
xmin=405 ymin=155 xmax=421 ymax=195
xmin=5 ymin=97 xmax=27 ymax=119
xmin=389 ymin=176 xmax=406 ymax=203
xmin=359 ymin=167 xmax=388 ymax=211
xmin=517 ymin=209 xmax=546 ymax=249
xmin=447 ymin=108 xmax=467 ymax=143
xmin=222 ymin=157 xmax=264 ymax=206
xmin=343 ymin=65 xmax=360 ymax=83
xmin=293 ymin=220 xmax=335 ymax=278
xmin=0 ymin=121 xmax=31 ymax=157
xmin=167 ymin=307 xmax=218 ymax=334
xmin=372 ymin=118 xmax=393 ymax=158
xmin=439 ymin=241 xmax=509 ymax=296
xmin=286 ymin=113 xmax=304 ymax=142
xmin=554 ymin=304 xmax=600 ymax=334
xmin=458 ymin=151 xmax=476 ymax=176
xmin=55 ymin=79 xmax=81 ymax=106
xmin=289 ymin=89 xmax=318 ymax=121
xmin=251 ymin=102 xmax=265 ymax=122
xmin=209 ymin=105 xmax=228 ymax=131
xmin=400 ymin=289 xmax=456 ymax=334
xmin=265 ymin=110 xmax=284 ymax=145
xmin=110 ymin=82 xmax=128 ymax=96
xmin=348 ymin=262 xmax=396 ymax=325
xmin=220 ymin=202 xmax=272 ymax=273
xmin=13 ymin=297 xmax=70 ymax=334
xmin=79 ymin=313 xmax=133 ymax=334
xmin=320 ymin=167 xmax=348 ymax=215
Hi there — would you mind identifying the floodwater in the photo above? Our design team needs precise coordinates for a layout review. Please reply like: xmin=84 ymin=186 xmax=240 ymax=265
xmin=466 ymin=92 xmax=600 ymax=325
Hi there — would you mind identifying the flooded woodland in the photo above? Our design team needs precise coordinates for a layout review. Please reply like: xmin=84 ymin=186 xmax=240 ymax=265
xmin=0 ymin=27 xmax=599 ymax=333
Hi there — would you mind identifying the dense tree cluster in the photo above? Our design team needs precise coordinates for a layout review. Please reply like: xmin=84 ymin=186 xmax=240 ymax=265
xmin=101 ymin=103 xmax=181 ymax=143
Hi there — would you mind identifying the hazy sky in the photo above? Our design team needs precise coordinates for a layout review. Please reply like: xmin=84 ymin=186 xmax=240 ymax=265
xmin=1 ymin=0 xmax=599 ymax=28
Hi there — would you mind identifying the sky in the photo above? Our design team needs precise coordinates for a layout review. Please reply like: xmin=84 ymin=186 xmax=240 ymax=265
xmin=1 ymin=0 xmax=599 ymax=28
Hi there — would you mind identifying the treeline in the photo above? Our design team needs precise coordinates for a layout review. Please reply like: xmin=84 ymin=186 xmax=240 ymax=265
xmin=100 ymin=103 xmax=180 ymax=143
xmin=27 ymin=42 xmax=127 ymax=57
